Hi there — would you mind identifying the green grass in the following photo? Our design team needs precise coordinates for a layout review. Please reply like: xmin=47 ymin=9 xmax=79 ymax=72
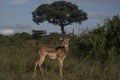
xmin=0 ymin=45 xmax=120 ymax=80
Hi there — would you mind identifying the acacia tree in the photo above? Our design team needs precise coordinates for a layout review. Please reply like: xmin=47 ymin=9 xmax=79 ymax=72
xmin=32 ymin=1 xmax=87 ymax=36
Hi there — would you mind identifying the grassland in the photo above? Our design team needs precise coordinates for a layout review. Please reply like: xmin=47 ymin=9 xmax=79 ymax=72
xmin=0 ymin=44 xmax=120 ymax=80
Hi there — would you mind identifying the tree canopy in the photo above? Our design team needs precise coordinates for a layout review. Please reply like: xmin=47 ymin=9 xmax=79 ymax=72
xmin=32 ymin=1 xmax=87 ymax=36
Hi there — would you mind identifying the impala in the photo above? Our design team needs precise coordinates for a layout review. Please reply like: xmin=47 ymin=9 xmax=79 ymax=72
xmin=34 ymin=37 xmax=70 ymax=78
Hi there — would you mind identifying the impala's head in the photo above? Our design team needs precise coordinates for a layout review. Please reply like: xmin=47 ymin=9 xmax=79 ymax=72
xmin=61 ymin=37 xmax=70 ymax=47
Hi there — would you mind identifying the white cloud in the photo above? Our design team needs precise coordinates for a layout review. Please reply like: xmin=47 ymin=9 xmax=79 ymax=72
xmin=0 ymin=29 xmax=15 ymax=35
xmin=0 ymin=24 xmax=36 ymax=34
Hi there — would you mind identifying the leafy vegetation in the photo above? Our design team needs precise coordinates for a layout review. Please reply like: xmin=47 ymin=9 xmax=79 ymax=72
xmin=0 ymin=15 xmax=120 ymax=80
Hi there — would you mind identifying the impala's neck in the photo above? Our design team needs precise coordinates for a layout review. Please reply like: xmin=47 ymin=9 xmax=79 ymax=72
xmin=61 ymin=37 xmax=70 ymax=53
xmin=64 ymin=43 xmax=69 ymax=53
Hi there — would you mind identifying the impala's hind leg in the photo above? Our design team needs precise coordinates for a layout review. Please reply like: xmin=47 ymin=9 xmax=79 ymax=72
xmin=34 ymin=54 xmax=46 ymax=76
xmin=34 ymin=59 xmax=40 ymax=76
xmin=38 ymin=55 xmax=46 ymax=75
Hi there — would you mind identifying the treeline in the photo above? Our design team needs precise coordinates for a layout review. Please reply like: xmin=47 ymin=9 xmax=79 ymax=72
xmin=0 ymin=30 xmax=61 ymax=47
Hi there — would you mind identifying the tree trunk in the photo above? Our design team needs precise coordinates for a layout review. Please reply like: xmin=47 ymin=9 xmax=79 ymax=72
xmin=60 ymin=25 xmax=65 ymax=38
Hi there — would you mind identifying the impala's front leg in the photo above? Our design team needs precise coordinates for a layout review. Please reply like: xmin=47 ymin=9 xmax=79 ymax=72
xmin=58 ymin=58 xmax=63 ymax=78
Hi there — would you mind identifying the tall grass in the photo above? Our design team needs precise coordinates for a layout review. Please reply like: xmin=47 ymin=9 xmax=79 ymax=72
xmin=0 ymin=45 xmax=120 ymax=80
xmin=0 ymin=46 xmax=36 ymax=80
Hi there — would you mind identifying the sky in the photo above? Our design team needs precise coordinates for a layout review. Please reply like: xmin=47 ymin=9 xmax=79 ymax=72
xmin=0 ymin=0 xmax=120 ymax=35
